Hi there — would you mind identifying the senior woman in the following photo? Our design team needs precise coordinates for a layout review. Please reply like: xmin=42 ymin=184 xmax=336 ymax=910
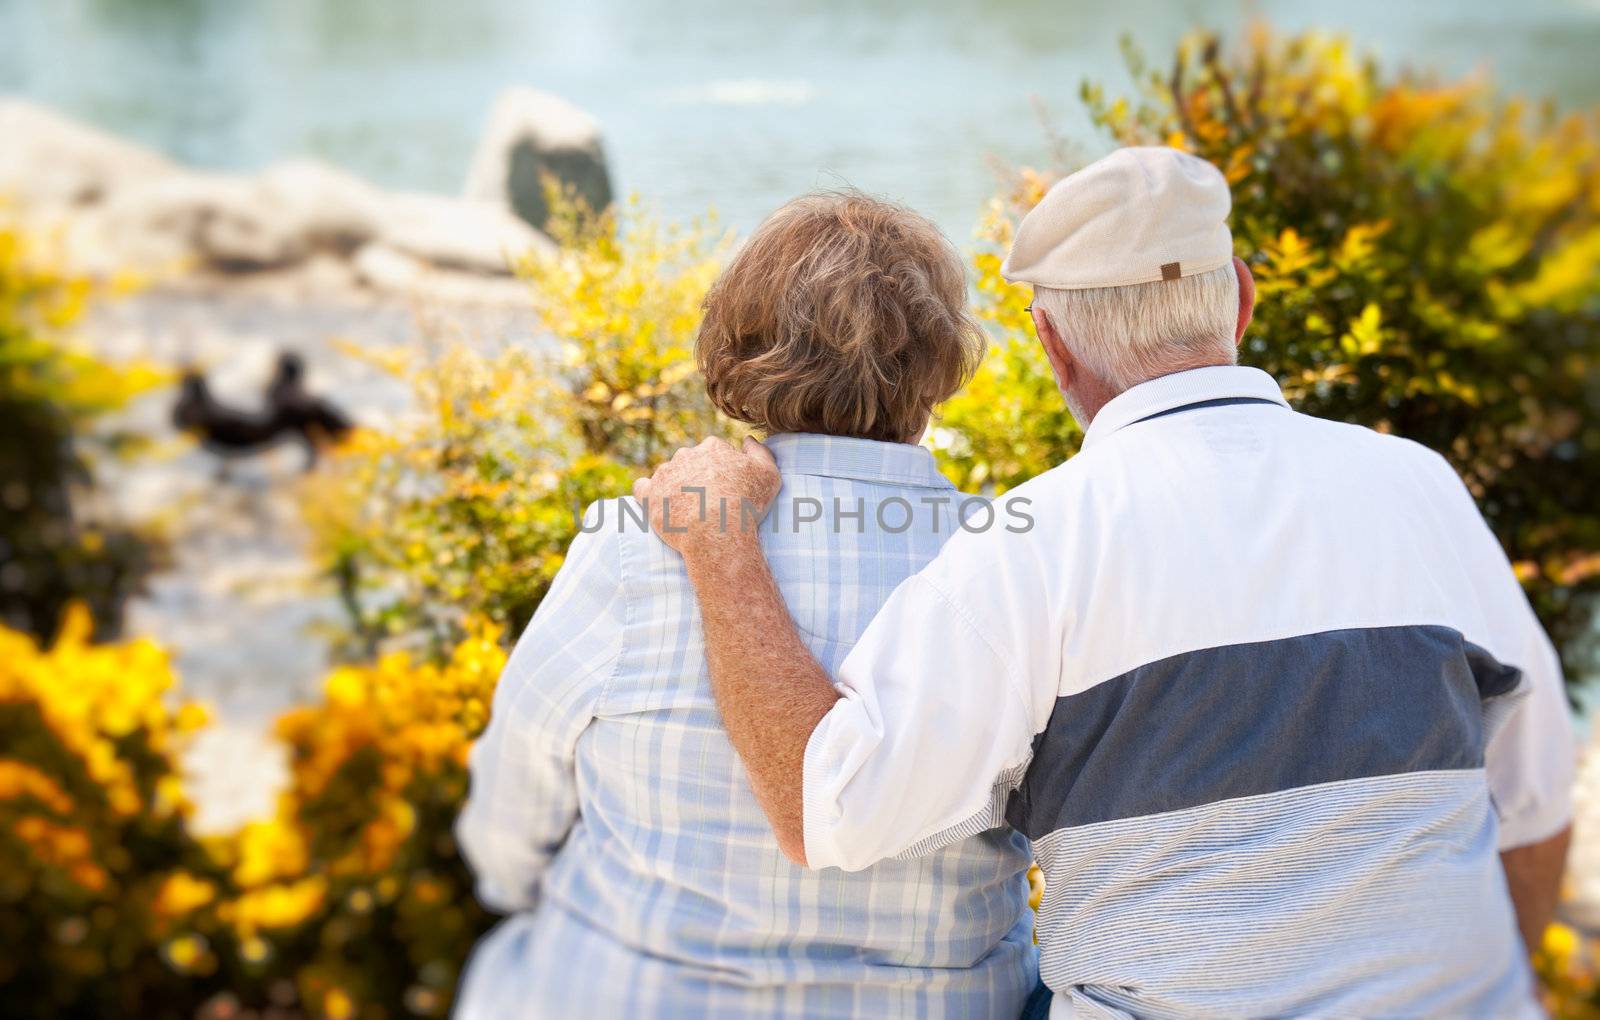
xmin=454 ymin=192 xmax=1036 ymax=1018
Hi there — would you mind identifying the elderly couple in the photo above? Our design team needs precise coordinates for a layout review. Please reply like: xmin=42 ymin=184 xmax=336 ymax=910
xmin=454 ymin=148 xmax=1575 ymax=1019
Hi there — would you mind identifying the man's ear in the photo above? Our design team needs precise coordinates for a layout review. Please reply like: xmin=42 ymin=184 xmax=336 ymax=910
xmin=1233 ymin=256 xmax=1256 ymax=346
xmin=1032 ymin=303 xmax=1075 ymax=395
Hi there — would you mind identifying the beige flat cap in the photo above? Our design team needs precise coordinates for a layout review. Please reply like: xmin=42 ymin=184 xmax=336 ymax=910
xmin=1002 ymin=146 xmax=1233 ymax=290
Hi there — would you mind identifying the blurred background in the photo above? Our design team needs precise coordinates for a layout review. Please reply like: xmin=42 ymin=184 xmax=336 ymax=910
xmin=8 ymin=0 xmax=1600 ymax=231
xmin=1 ymin=1 xmax=1597 ymax=1017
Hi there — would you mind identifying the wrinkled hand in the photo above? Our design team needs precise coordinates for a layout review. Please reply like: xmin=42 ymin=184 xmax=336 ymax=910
xmin=633 ymin=437 xmax=781 ymax=558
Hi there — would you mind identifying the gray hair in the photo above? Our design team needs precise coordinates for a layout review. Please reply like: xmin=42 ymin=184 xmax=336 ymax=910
xmin=1033 ymin=263 xmax=1239 ymax=394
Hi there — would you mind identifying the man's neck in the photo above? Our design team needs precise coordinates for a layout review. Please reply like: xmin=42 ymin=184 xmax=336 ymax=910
xmin=1077 ymin=360 xmax=1237 ymax=428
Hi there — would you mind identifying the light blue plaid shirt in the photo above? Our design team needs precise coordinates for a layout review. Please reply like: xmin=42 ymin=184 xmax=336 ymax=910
xmin=456 ymin=433 xmax=1036 ymax=1019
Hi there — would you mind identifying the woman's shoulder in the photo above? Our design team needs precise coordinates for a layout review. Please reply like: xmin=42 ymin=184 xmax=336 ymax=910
xmin=572 ymin=495 xmax=695 ymax=596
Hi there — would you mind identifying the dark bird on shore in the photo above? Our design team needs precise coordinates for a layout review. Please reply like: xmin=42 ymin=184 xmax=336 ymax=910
xmin=264 ymin=352 xmax=354 ymax=467
xmin=172 ymin=352 xmax=355 ymax=473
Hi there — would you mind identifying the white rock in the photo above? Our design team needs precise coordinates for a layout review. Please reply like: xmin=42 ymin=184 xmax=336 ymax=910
xmin=84 ymin=171 xmax=308 ymax=272
xmin=6 ymin=99 xmax=555 ymax=281
xmin=257 ymin=158 xmax=385 ymax=254
xmin=73 ymin=160 xmax=392 ymax=275
xmin=463 ymin=87 xmax=613 ymax=234
xmin=377 ymin=190 xmax=554 ymax=275
xmin=0 ymin=98 xmax=179 ymax=207
xmin=352 ymin=241 xmax=427 ymax=293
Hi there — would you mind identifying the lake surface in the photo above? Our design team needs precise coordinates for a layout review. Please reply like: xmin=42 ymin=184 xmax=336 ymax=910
xmin=5 ymin=0 xmax=1600 ymax=238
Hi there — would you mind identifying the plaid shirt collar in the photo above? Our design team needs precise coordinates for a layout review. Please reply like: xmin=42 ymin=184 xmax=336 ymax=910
xmin=765 ymin=432 xmax=956 ymax=490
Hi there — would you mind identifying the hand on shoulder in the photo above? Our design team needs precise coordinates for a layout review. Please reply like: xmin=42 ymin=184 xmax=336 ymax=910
xmin=632 ymin=437 xmax=781 ymax=559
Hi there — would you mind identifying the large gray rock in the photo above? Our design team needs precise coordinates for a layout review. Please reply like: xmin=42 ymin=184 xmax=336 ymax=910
xmin=463 ymin=87 xmax=613 ymax=234
xmin=0 ymin=99 xmax=179 ymax=207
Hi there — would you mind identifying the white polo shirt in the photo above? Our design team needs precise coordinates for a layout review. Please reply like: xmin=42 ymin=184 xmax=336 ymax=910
xmin=802 ymin=365 xmax=1574 ymax=1018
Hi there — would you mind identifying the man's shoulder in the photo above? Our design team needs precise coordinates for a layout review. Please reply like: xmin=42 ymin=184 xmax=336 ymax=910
xmin=906 ymin=465 xmax=1083 ymax=602
xmin=1288 ymin=412 xmax=1462 ymax=487
xmin=997 ymin=446 xmax=1104 ymax=502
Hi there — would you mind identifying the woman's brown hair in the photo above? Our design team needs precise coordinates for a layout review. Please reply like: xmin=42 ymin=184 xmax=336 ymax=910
xmin=696 ymin=191 xmax=985 ymax=443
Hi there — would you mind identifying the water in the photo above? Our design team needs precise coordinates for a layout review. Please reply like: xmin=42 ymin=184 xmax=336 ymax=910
xmin=4 ymin=0 xmax=1600 ymax=238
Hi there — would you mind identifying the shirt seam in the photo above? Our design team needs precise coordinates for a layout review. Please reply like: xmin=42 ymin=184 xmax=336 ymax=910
xmin=592 ymin=498 xmax=632 ymax=716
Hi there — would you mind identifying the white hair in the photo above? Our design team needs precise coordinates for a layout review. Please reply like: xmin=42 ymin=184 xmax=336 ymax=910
xmin=1033 ymin=263 xmax=1239 ymax=394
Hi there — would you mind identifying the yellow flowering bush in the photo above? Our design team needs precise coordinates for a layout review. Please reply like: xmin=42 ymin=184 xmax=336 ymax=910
xmin=0 ymin=605 xmax=510 ymax=1018
xmin=0 ymin=605 xmax=221 ymax=1017
xmin=307 ymin=196 xmax=731 ymax=657
xmin=0 ymin=212 xmax=165 ymax=642
xmin=940 ymin=26 xmax=1600 ymax=682
xmin=523 ymin=192 xmax=732 ymax=462
xmin=301 ymin=343 xmax=634 ymax=658
xmin=229 ymin=618 xmax=510 ymax=1018
xmin=930 ymin=170 xmax=1080 ymax=492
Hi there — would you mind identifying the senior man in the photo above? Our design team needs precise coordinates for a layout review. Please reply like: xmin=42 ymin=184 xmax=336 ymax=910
xmin=636 ymin=148 xmax=1575 ymax=1018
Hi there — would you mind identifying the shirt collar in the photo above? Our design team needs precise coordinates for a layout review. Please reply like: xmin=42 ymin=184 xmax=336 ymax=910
xmin=765 ymin=432 xmax=955 ymax=490
xmin=1081 ymin=365 xmax=1290 ymax=450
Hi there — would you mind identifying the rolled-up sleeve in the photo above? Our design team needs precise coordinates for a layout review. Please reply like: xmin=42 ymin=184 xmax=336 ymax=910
xmin=1421 ymin=452 xmax=1576 ymax=850
xmin=802 ymin=573 xmax=1039 ymax=872
xmin=1486 ymin=616 xmax=1575 ymax=849
xmin=455 ymin=505 xmax=626 ymax=912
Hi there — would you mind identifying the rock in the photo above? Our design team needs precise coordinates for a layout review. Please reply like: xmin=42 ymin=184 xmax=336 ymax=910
xmin=0 ymin=99 xmax=179 ymax=207
xmin=85 ymin=171 xmax=309 ymax=273
xmin=257 ymin=159 xmax=385 ymax=255
xmin=377 ymin=191 xmax=554 ymax=276
xmin=352 ymin=242 xmax=427 ymax=293
xmin=463 ymin=87 xmax=613 ymax=234
xmin=76 ymin=174 xmax=550 ymax=279
xmin=77 ymin=160 xmax=391 ymax=275
xmin=5 ymin=99 xmax=554 ymax=282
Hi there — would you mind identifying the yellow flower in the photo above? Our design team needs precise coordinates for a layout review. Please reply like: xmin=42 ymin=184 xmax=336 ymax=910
xmin=0 ymin=760 xmax=76 ymax=815
xmin=1545 ymin=923 xmax=1581 ymax=960
xmin=0 ymin=605 xmax=205 ymax=821
xmin=323 ymin=986 xmax=356 ymax=1020
xmin=154 ymin=871 xmax=217 ymax=918
xmin=239 ymin=936 xmax=271 ymax=965
xmin=225 ymin=876 xmax=327 ymax=934
xmin=1027 ymin=863 xmax=1046 ymax=912
xmin=162 ymin=933 xmax=209 ymax=974
xmin=231 ymin=820 xmax=310 ymax=888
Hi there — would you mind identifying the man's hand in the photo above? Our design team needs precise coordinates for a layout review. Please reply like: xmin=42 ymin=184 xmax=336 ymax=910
xmin=633 ymin=437 xmax=781 ymax=559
